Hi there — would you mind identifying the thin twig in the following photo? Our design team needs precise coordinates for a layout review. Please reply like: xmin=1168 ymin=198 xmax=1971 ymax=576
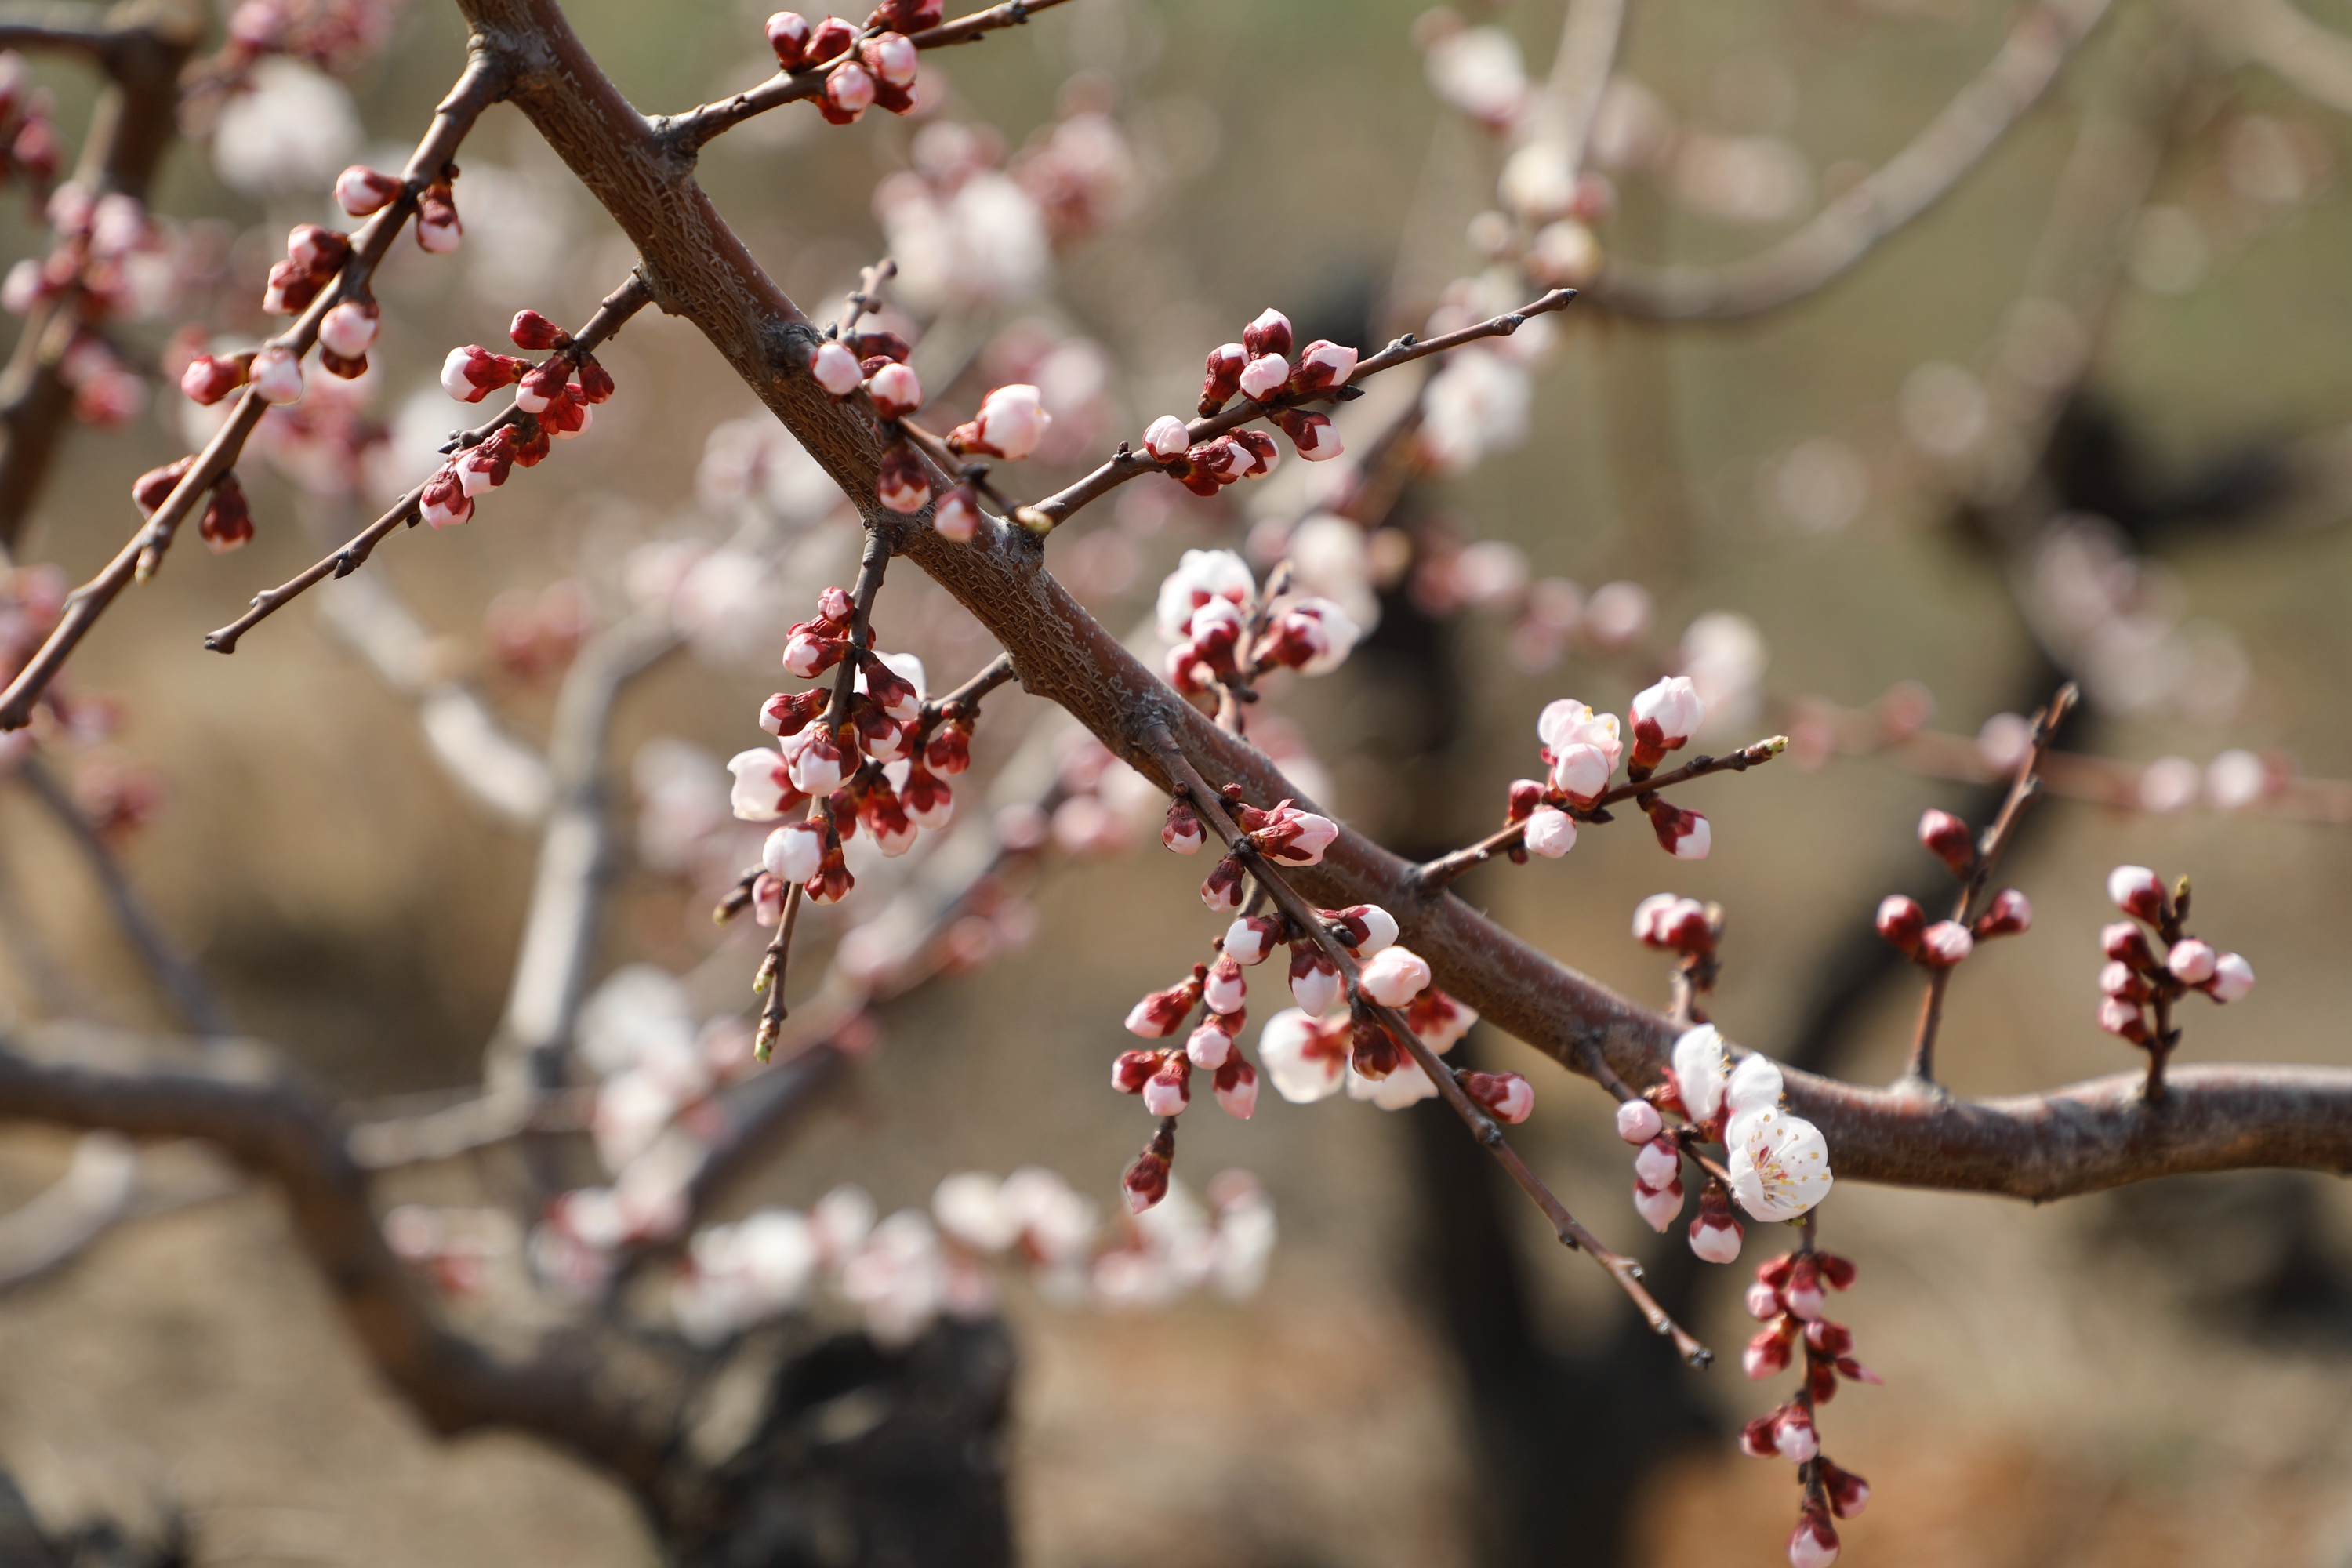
xmin=1904 ymin=683 xmax=2076 ymax=1085
xmin=1409 ymin=736 xmax=1788 ymax=893
xmin=206 ymin=272 xmax=654 ymax=655
xmin=1146 ymin=722 xmax=1713 ymax=1367
xmin=917 ymin=651 xmax=1016 ymax=728
xmin=1024 ymin=289 xmax=1578 ymax=531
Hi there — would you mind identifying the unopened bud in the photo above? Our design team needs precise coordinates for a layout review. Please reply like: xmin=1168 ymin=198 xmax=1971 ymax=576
xmin=1918 ymin=920 xmax=1973 ymax=967
xmin=1974 ymin=886 xmax=2031 ymax=938
xmin=1918 ymin=808 xmax=1974 ymax=873
xmin=333 ymin=165 xmax=401 ymax=218
xmin=2107 ymin=864 xmax=2165 ymax=922
xmin=1615 ymin=1098 xmax=1663 ymax=1144
xmin=1874 ymin=894 xmax=1926 ymax=953
xmin=934 ymin=483 xmax=982 ymax=542
xmin=2165 ymin=938 xmax=2217 ymax=985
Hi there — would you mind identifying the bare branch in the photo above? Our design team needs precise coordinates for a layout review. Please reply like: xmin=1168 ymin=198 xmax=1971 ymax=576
xmin=1590 ymin=0 xmax=2111 ymax=321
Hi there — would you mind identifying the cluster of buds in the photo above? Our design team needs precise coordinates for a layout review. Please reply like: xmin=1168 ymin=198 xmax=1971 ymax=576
xmin=1873 ymin=808 xmax=2033 ymax=970
xmin=0 ymin=53 xmax=56 ymax=195
xmin=1189 ymin=792 xmax=1341 ymax=923
xmin=131 ymin=456 xmax=252 ymax=553
xmin=221 ymin=0 xmax=400 ymax=77
xmin=2 ymin=184 xmax=163 ymax=331
xmin=1740 ymin=1248 xmax=1875 ymax=1567
xmin=1152 ymin=309 xmax=1354 ymax=490
xmin=766 ymin=9 xmax=925 ymax=123
xmin=808 ymin=328 xmax=945 ymax=516
xmin=1156 ymin=549 xmax=1362 ymax=707
xmin=2096 ymin=864 xmax=2253 ymax=1047
xmin=1258 ymin=988 xmax=1493 ymax=1111
xmin=1116 ymin=960 xmax=1261 ymax=1135
xmin=1618 ymin=1022 xmax=1835 ymax=1254
xmin=726 ymin=590 xmax=971 ymax=911
xmin=1508 ymin=675 xmax=1713 ymax=860
xmin=419 ymin=311 xmax=615 ymax=527
xmin=332 ymin=158 xmax=456 ymax=249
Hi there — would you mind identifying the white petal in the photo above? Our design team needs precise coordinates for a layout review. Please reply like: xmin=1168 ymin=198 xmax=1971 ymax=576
xmin=1725 ymin=1053 xmax=1784 ymax=1120
xmin=1671 ymin=1023 xmax=1727 ymax=1122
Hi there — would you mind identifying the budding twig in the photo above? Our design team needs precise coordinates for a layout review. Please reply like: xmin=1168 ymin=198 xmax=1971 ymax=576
xmin=202 ymin=272 xmax=654 ymax=655
xmin=0 ymin=54 xmax=515 ymax=730
xmin=1145 ymin=723 xmax=1713 ymax=1368
xmin=1024 ymin=289 xmax=1579 ymax=532
xmin=1905 ymin=683 xmax=2076 ymax=1086
xmin=1408 ymin=736 xmax=1788 ymax=894
xmin=916 ymin=651 xmax=1016 ymax=730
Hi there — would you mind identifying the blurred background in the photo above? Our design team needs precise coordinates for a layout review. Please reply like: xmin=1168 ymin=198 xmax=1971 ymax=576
xmin=1 ymin=0 xmax=2350 ymax=1562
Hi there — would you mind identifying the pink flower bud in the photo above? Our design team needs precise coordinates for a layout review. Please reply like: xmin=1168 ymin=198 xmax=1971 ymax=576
xmin=1287 ymin=339 xmax=1357 ymax=395
xmin=1203 ymin=953 xmax=1247 ymax=1016
xmin=1744 ymin=1280 xmax=1783 ymax=1320
xmin=873 ymin=0 xmax=944 ymax=31
xmin=441 ymin=344 xmax=523 ymax=403
xmin=334 ymin=165 xmax=401 ymax=218
xmin=1740 ymin=1414 xmax=1779 ymax=1457
xmin=807 ymin=14 xmax=857 ymax=62
xmin=2099 ymin=960 xmax=2150 ymax=1002
xmin=1185 ymin=1018 xmax=1235 ymax=1069
xmin=1549 ymin=742 xmax=1611 ymax=803
xmin=198 ymin=475 xmax=252 ymax=553
xmin=934 ymin=483 xmax=982 ymax=541
xmin=876 ymin=443 xmax=931 ymax=514
xmin=262 ymin=259 xmax=317 ymax=315
xmin=1462 ymin=1071 xmax=1534 ymax=1123
xmin=131 ymin=456 xmax=194 ymax=517
xmin=1198 ymin=343 xmax=1245 ymax=416
xmin=1238 ymin=352 xmax=1288 ymax=403
xmin=1633 ymin=894 xmax=1713 ymax=953
xmin=1634 ymin=1135 xmax=1680 ymax=1189
xmin=2165 ymin=938 xmax=2216 ymax=985
xmin=1616 ymin=1098 xmax=1663 ymax=1144
xmin=1359 ymin=945 xmax=1432 ymax=1008
xmin=1647 ymin=800 xmax=1711 ymax=860
xmin=1272 ymin=408 xmax=1342 ymax=461
xmin=285 ymin=224 xmax=351 ymax=278
xmin=1223 ymin=915 xmax=1281 ymax=966
xmin=248 ymin=345 xmax=303 ymax=405
xmin=949 ymin=383 xmax=1051 ymax=461
xmin=2205 ymin=950 xmax=2254 ymax=1003
xmin=902 ymin=766 xmax=953 ymax=829
xmin=864 ymin=30 xmax=918 ymax=87
xmin=318 ymin=300 xmax=379 ymax=359
xmin=1123 ymin=1129 xmax=1174 ymax=1213
xmin=812 ymin=339 xmax=863 ymax=397
xmin=867 ymin=359 xmax=923 ymax=419
xmin=1788 ymin=1508 xmax=1839 ymax=1568
xmin=1689 ymin=1185 xmax=1743 ymax=1263
xmin=2107 ymin=864 xmax=2166 ymax=921
xmin=180 ymin=353 xmax=247 ymax=405
xmin=419 ymin=466 xmax=473 ymax=528
xmin=1142 ymin=1053 xmax=1191 ymax=1116
xmin=1819 ymin=1458 xmax=1869 ymax=1519
xmin=1918 ymin=920 xmax=1973 ymax=967
xmin=1288 ymin=944 xmax=1342 ymax=1017
xmin=1126 ymin=967 xmax=1206 ymax=1038
xmin=1772 ymin=1403 xmax=1819 ymax=1462
xmin=1214 ymin=1058 xmax=1258 ymax=1119
xmin=1112 ymin=1049 xmax=1157 ymax=1095
xmin=508 ymin=308 xmax=568 ymax=350
xmin=1200 ymin=855 xmax=1246 ymax=913
xmin=1918 ymin=808 xmax=1975 ymax=873
xmin=1632 ymin=1177 xmax=1684 ymax=1232
xmin=1158 ymin=800 xmax=1204 ymax=857
xmin=2107 ymin=921 xmax=2154 ymax=968
xmin=783 ymin=725 xmax=847 ymax=796
xmin=820 ymin=60 xmax=875 ymax=122
xmin=1874 ymin=894 xmax=1926 ymax=953
xmin=1523 ymin=805 xmax=1577 ymax=858
xmin=454 ymin=430 xmax=514 ymax=496
xmin=782 ymin=627 xmax=845 ymax=681
xmin=1974 ymin=886 xmax=2031 ymax=938
xmin=2096 ymin=996 xmax=2149 ymax=1044
xmin=1784 ymin=1258 xmax=1825 ymax=1320
xmin=416 ymin=183 xmax=462 ymax=253
xmin=1242 ymin=307 xmax=1293 ymax=358
xmin=764 ymin=821 xmax=825 ymax=885
xmin=1143 ymin=414 xmax=1191 ymax=459
xmin=765 ymin=10 xmax=813 ymax=68
xmin=760 ymin=688 xmax=828 ymax=737
xmin=1743 ymin=1324 xmax=1793 ymax=1378
xmin=1630 ymin=675 xmax=1705 ymax=766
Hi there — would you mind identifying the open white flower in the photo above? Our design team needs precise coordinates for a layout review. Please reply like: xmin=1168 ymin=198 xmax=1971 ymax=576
xmin=1725 ymin=1102 xmax=1833 ymax=1222
xmin=1671 ymin=1023 xmax=1728 ymax=1122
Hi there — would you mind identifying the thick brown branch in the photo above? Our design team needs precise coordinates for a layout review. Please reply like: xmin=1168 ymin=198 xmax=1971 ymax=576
xmin=457 ymin=0 xmax=2352 ymax=1205
xmin=0 ymin=1025 xmax=680 ymax=1483
xmin=1590 ymin=0 xmax=2111 ymax=321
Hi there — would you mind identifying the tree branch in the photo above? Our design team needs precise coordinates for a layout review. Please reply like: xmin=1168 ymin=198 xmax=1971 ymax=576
xmin=1589 ymin=0 xmax=2111 ymax=322
xmin=456 ymin=0 xmax=2352 ymax=1204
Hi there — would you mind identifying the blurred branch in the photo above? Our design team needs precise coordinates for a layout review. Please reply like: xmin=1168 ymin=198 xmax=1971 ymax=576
xmin=314 ymin=572 xmax=556 ymax=828
xmin=13 ymin=756 xmax=234 ymax=1038
xmin=2205 ymin=0 xmax=2352 ymax=114
xmin=0 ymin=1022 xmax=683 ymax=1483
xmin=0 ymin=50 xmax=515 ymax=728
xmin=0 ymin=1131 xmax=236 ymax=1293
xmin=1591 ymin=0 xmax=2111 ymax=321
xmin=485 ymin=604 xmax=682 ymax=1095
xmin=346 ymin=1087 xmax=592 ymax=1168
xmin=464 ymin=0 xmax=2352 ymax=1207
xmin=1537 ymin=0 xmax=1627 ymax=178
xmin=0 ymin=0 xmax=203 ymax=552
